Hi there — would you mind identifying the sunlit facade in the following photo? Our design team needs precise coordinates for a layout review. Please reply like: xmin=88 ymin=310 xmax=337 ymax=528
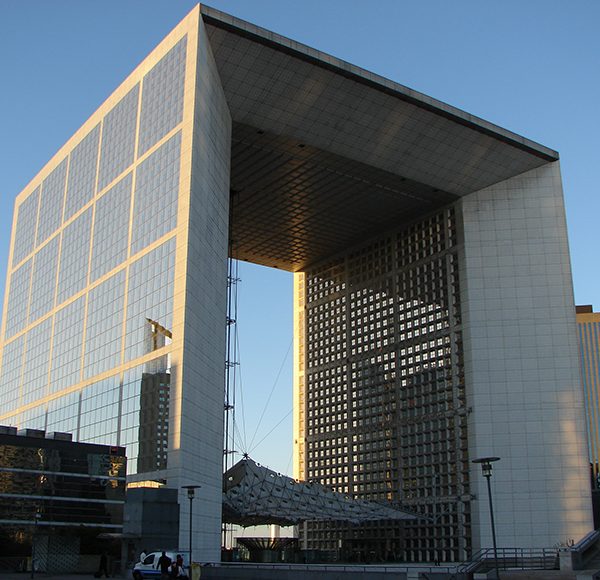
xmin=576 ymin=305 xmax=600 ymax=487
xmin=0 ymin=11 xmax=229 ymax=560
xmin=0 ymin=4 xmax=593 ymax=563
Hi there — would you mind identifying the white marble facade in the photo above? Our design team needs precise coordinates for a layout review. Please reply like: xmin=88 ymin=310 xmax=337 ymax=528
xmin=459 ymin=162 xmax=592 ymax=550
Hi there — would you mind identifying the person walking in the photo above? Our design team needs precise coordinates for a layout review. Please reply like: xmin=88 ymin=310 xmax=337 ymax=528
xmin=96 ymin=551 xmax=110 ymax=578
xmin=169 ymin=554 xmax=187 ymax=578
xmin=157 ymin=552 xmax=172 ymax=580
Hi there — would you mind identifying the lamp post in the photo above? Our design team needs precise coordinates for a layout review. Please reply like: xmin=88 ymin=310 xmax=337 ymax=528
xmin=473 ymin=457 xmax=501 ymax=580
xmin=182 ymin=485 xmax=201 ymax=571
xmin=31 ymin=509 xmax=41 ymax=580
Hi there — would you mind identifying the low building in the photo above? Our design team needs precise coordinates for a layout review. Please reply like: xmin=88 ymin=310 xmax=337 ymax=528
xmin=0 ymin=426 xmax=126 ymax=573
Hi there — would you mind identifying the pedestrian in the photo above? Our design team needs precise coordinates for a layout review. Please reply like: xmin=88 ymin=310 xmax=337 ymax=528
xmin=157 ymin=551 xmax=172 ymax=580
xmin=140 ymin=548 xmax=148 ymax=563
xmin=96 ymin=551 xmax=110 ymax=578
xmin=169 ymin=554 xmax=187 ymax=578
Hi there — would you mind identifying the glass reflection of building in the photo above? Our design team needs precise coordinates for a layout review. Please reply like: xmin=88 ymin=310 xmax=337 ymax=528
xmin=138 ymin=371 xmax=170 ymax=474
xmin=0 ymin=21 xmax=188 ymax=548
xmin=0 ymin=428 xmax=125 ymax=568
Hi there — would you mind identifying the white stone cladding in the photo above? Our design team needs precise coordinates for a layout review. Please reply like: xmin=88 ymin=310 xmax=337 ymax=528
xmin=169 ymin=13 xmax=231 ymax=561
xmin=459 ymin=161 xmax=592 ymax=550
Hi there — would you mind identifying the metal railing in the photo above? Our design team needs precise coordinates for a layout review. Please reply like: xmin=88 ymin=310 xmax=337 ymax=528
xmin=569 ymin=529 xmax=600 ymax=570
xmin=0 ymin=557 xmax=28 ymax=573
xmin=456 ymin=547 xmax=558 ymax=574
xmin=572 ymin=529 xmax=600 ymax=553
xmin=216 ymin=561 xmax=458 ymax=574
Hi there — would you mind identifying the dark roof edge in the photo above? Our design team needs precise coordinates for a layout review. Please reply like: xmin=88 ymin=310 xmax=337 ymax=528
xmin=200 ymin=5 xmax=559 ymax=163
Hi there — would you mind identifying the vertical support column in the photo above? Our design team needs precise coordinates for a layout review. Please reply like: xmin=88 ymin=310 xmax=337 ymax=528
xmin=458 ymin=162 xmax=592 ymax=550
xmin=170 ymin=10 xmax=232 ymax=562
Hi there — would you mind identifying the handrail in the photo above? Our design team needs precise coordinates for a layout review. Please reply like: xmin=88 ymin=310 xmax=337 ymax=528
xmin=215 ymin=561 xmax=457 ymax=573
xmin=571 ymin=530 xmax=600 ymax=552
xmin=457 ymin=547 xmax=558 ymax=573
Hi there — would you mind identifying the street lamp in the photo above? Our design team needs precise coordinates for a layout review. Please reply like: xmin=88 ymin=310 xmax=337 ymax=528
xmin=182 ymin=485 xmax=201 ymax=571
xmin=31 ymin=509 xmax=41 ymax=580
xmin=473 ymin=457 xmax=501 ymax=580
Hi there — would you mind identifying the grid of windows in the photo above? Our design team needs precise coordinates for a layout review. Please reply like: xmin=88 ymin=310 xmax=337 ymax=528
xmin=131 ymin=131 xmax=181 ymax=254
xmin=5 ymin=350 xmax=165 ymax=465
xmin=0 ymin=336 xmax=25 ymax=413
xmin=0 ymin=35 xmax=184 ymax=499
xmin=138 ymin=37 xmax=187 ymax=156
xmin=20 ymin=318 xmax=52 ymax=407
xmin=57 ymin=207 xmax=92 ymax=304
xmin=80 ymin=375 xmax=120 ymax=445
xmin=125 ymin=238 xmax=176 ymax=362
xmin=83 ymin=270 xmax=125 ymax=379
xmin=50 ymin=296 xmax=85 ymax=393
xmin=28 ymin=236 xmax=59 ymax=323
xmin=301 ymin=208 xmax=467 ymax=563
xmin=4 ymin=258 xmax=32 ymax=339
xmin=12 ymin=187 xmax=40 ymax=267
xmin=90 ymin=173 xmax=132 ymax=282
xmin=47 ymin=391 xmax=80 ymax=437
xmin=97 ymin=84 xmax=139 ymax=192
xmin=36 ymin=159 xmax=67 ymax=246
xmin=65 ymin=124 xmax=100 ymax=220
xmin=12 ymin=406 xmax=47 ymax=432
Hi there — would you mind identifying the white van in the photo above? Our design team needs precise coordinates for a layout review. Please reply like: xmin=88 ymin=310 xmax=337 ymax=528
xmin=132 ymin=551 xmax=189 ymax=580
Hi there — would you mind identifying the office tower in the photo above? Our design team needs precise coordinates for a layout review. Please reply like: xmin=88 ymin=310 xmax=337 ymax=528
xmin=576 ymin=305 xmax=600 ymax=522
xmin=0 ymin=5 xmax=592 ymax=561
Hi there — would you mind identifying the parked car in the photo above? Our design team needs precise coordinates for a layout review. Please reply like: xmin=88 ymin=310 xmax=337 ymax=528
xmin=132 ymin=551 xmax=189 ymax=579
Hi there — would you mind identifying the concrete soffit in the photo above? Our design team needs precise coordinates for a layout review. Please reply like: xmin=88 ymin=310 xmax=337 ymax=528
xmin=198 ymin=5 xmax=558 ymax=271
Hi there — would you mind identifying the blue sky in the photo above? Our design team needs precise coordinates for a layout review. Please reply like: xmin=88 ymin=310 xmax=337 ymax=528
xmin=1 ymin=0 xmax=599 ymax=475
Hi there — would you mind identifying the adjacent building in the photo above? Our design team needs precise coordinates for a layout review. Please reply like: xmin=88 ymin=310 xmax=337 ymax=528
xmin=0 ymin=427 xmax=125 ymax=572
xmin=576 ymin=304 xmax=600 ymax=525
xmin=0 ymin=4 xmax=592 ymax=562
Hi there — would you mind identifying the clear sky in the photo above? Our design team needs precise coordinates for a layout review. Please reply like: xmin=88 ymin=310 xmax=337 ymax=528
xmin=1 ymin=0 xmax=599 ymax=475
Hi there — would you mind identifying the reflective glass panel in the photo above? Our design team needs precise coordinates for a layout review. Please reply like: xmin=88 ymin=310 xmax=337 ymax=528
xmin=0 ymin=336 xmax=25 ymax=413
xmin=4 ymin=258 xmax=32 ymax=339
xmin=57 ymin=207 xmax=92 ymax=305
xmin=37 ymin=159 xmax=67 ymax=245
xmin=125 ymin=238 xmax=175 ymax=362
xmin=65 ymin=124 xmax=100 ymax=220
xmin=97 ymin=84 xmax=139 ymax=192
xmin=121 ymin=356 xmax=170 ymax=475
xmin=80 ymin=375 xmax=120 ymax=445
xmin=47 ymin=391 xmax=80 ymax=438
xmin=131 ymin=131 xmax=180 ymax=255
xmin=21 ymin=317 xmax=52 ymax=406
xmin=13 ymin=405 xmax=47 ymax=431
xmin=90 ymin=173 xmax=132 ymax=282
xmin=50 ymin=296 xmax=85 ymax=393
xmin=12 ymin=187 xmax=40 ymax=267
xmin=138 ymin=36 xmax=187 ymax=156
xmin=83 ymin=269 xmax=125 ymax=379
xmin=29 ymin=236 xmax=59 ymax=323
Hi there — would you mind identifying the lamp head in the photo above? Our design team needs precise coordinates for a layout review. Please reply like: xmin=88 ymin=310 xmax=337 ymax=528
xmin=182 ymin=484 xmax=201 ymax=499
xmin=472 ymin=456 xmax=500 ymax=478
